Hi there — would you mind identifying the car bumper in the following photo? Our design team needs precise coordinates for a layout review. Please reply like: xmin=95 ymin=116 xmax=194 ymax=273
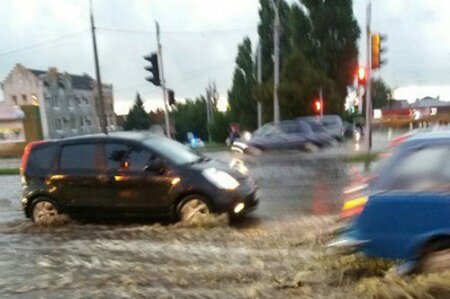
xmin=212 ymin=185 xmax=260 ymax=216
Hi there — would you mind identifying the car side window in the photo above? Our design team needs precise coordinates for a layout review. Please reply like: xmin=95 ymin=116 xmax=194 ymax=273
xmin=123 ymin=147 xmax=154 ymax=171
xmin=104 ymin=143 xmax=130 ymax=170
xmin=60 ymin=143 xmax=97 ymax=171
xmin=389 ymin=146 xmax=449 ymax=191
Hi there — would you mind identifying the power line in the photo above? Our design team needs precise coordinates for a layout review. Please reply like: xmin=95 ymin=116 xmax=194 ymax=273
xmin=115 ymin=58 xmax=233 ymax=93
xmin=0 ymin=29 xmax=89 ymax=57
xmin=97 ymin=26 xmax=256 ymax=35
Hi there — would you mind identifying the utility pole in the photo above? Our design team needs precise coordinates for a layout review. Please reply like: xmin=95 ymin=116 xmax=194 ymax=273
xmin=156 ymin=22 xmax=171 ymax=138
xmin=205 ymin=82 xmax=213 ymax=142
xmin=89 ymin=0 xmax=107 ymax=134
xmin=365 ymin=2 xmax=372 ymax=153
xmin=319 ymin=88 xmax=324 ymax=118
xmin=273 ymin=0 xmax=281 ymax=124
xmin=257 ymin=42 xmax=263 ymax=128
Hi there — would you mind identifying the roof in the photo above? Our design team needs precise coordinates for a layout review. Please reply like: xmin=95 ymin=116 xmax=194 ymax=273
xmin=29 ymin=69 xmax=93 ymax=90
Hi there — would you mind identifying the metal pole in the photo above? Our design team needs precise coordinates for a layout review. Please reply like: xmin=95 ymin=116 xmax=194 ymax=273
xmin=319 ymin=88 xmax=323 ymax=118
xmin=273 ymin=0 xmax=280 ymax=124
xmin=89 ymin=0 xmax=107 ymax=134
xmin=365 ymin=2 xmax=372 ymax=153
xmin=206 ymin=83 xmax=212 ymax=142
xmin=257 ymin=42 xmax=263 ymax=128
xmin=156 ymin=22 xmax=171 ymax=138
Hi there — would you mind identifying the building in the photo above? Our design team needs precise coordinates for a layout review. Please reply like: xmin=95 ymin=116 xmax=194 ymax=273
xmin=1 ymin=64 xmax=116 ymax=139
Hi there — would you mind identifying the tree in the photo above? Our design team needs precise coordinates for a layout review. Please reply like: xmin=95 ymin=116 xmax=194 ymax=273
xmin=171 ymin=97 xmax=208 ymax=142
xmin=228 ymin=37 xmax=257 ymax=130
xmin=279 ymin=49 xmax=341 ymax=118
xmin=370 ymin=78 xmax=393 ymax=109
xmin=257 ymin=0 xmax=292 ymax=81
xmin=301 ymin=0 xmax=360 ymax=100
xmin=124 ymin=93 xmax=151 ymax=131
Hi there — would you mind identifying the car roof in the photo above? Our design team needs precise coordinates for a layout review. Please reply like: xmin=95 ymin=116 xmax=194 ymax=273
xmin=47 ymin=132 xmax=164 ymax=145
xmin=403 ymin=130 xmax=450 ymax=146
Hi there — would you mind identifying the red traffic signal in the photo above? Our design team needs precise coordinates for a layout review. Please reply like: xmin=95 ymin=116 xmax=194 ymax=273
xmin=357 ymin=66 xmax=367 ymax=86
xmin=313 ymin=98 xmax=322 ymax=114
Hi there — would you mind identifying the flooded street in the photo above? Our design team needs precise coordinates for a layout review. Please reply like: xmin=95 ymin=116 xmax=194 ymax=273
xmin=0 ymin=149 xmax=353 ymax=298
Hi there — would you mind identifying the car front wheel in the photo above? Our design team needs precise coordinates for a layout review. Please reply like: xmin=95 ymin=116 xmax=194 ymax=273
xmin=419 ymin=240 xmax=450 ymax=273
xmin=32 ymin=198 xmax=60 ymax=225
xmin=178 ymin=195 xmax=211 ymax=222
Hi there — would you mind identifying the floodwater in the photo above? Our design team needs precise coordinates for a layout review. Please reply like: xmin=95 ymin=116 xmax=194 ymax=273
xmin=0 ymin=150 xmax=353 ymax=298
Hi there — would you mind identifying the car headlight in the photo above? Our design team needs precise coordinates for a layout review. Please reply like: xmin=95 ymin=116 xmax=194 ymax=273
xmin=202 ymin=168 xmax=240 ymax=190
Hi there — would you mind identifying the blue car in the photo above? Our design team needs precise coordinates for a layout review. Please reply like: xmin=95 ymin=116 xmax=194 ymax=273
xmin=330 ymin=131 xmax=450 ymax=273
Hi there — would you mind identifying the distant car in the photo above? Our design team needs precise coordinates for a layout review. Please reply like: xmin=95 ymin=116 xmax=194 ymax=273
xmin=233 ymin=121 xmax=323 ymax=152
xmin=330 ymin=131 xmax=450 ymax=273
xmin=298 ymin=117 xmax=335 ymax=146
xmin=20 ymin=133 xmax=259 ymax=224
xmin=321 ymin=115 xmax=345 ymax=141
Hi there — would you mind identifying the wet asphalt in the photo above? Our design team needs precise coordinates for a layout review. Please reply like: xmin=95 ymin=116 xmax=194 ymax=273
xmin=0 ymin=143 xmax=368 ymax=298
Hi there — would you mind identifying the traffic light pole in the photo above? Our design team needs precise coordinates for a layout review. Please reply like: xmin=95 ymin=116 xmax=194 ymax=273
xmin=273 ymin=0 xmax=280 ymax=124
xmin=156 ymin=22 xmax=171 ymax=138
xmin=89 ymin=0 xmax=108 ymax=135
xmin=257 ymin=42 xmax=263 ymax=128
xmin=319 ymin=88 xmax=324 ymax=118
xmin=365 ymin=2 xmax=372 ymax=153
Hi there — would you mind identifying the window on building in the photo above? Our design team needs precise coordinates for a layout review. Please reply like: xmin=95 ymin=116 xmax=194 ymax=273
xmin=79 ymin=116 xmax=84 ymax=127
xmin=85 ymin=118 xmax=92 ymax=126
xmin=22 ymin=94 xmax=27 ymax=103
xmin=69 ymin=116 xmax=76 ymax=129
xmin=74 ymin=96 xmax=81 ymax=106
xmin=31 ymin=95 xmax=39 ymax=106
xmin=11 ymin=95 xmax=17 ymax=105
xmin=55 ymin=119 xmax=62 ymax=130
xmin=51 ymin=95 xmax=58 ymax=108
xmin=82 ymin=96 xmax=89 ymax=105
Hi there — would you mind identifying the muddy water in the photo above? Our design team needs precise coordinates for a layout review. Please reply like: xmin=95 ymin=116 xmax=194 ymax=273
xmin=0 ymin=152 xmax=352 ymax=298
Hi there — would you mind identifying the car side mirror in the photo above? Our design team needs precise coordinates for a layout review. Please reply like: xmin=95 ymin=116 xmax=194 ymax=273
xmin=144 ymin=158 xmax=165 ymax=173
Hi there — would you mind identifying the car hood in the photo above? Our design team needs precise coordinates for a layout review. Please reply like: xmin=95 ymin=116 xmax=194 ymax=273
xmin=188 ymin=158 xmax=246 ymax=180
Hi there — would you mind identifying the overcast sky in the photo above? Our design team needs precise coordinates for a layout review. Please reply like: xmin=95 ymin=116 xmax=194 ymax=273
xmin=1 ymin=0 xmax=450 ymax=114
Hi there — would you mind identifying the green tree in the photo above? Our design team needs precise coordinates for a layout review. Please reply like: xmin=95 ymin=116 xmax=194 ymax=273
xmin=301 ymin=0 xmax=360 ymax=99
xmin=124 ymin=93 xmax=151 ymax=131
xmin=228 ymin=37 xmax=257 ymax=130
xmin=209 ymin=111 xmax=230 ymax=143
xmin=279 ymin=49 xmax=341 ymax=118
xmin=257 ymin=0 xmax=292 ymax=81
xmin=171 ymin=97 xmax=208 ymax=142
xmin=370 ymin=78 xmax=393 ymax=109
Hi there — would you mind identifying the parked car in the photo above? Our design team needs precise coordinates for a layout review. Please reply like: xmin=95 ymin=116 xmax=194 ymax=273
xmin=321 ymin=115 xmax=345 ymax=141
xmin=298 ymin=117 xmax=335 ymax=146
xmin=20 ymin=133 xmax=259 ymax=224
xmin=330 ymin=131 xmax=450 ymax=273
xmin=232 ymin=120 xmax=325 ymax=153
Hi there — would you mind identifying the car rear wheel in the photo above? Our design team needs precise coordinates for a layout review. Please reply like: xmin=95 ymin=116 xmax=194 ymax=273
xmin=32 ymin=199 xmax=59 ymax=225
xmin=178 ymin=196 xmax=211 ymax=222
xmin=419 ymin=240 xmax=450 ymax=273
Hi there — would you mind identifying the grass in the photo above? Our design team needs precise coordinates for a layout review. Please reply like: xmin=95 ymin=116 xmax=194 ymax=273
xmin=343 ymin=152 xmax=380 ymax=164
xmin=0 ymin=168 xmax=20 ymax=175
xmin=197 ymin=142 xmax=228 ymax=152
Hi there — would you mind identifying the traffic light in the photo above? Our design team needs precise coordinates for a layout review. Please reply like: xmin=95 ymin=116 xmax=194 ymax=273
xmin=313 ymin=98 xmax=322 ymax=114
xmin=357 ymin=66 xmax=367 ymax=86
xmin=144 ymin=52 xmax=160 ymax=86
xmin=371 ymin=33 xmax=387 ymax=70
xmin=168 ymin=89 xmax=175 ymax=106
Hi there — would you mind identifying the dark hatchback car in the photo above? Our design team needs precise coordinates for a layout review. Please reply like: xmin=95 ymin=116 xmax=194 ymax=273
xmin=20 ymin=133 xmax=259 ymax=224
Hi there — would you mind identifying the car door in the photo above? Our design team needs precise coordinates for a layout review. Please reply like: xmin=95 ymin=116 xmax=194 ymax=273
xmin=52 ymin=142 xmax=105 ymax=215
xmin=103 ymin=143 xmax=174 ymax=214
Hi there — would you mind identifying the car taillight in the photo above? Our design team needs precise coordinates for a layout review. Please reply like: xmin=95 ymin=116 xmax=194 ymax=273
xmin=20 ymin=141 xmax=46 ymax=176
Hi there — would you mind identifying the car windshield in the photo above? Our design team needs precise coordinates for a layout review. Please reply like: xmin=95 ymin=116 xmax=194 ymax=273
xmin=143 ymin=137 xmax=200 ymax=165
